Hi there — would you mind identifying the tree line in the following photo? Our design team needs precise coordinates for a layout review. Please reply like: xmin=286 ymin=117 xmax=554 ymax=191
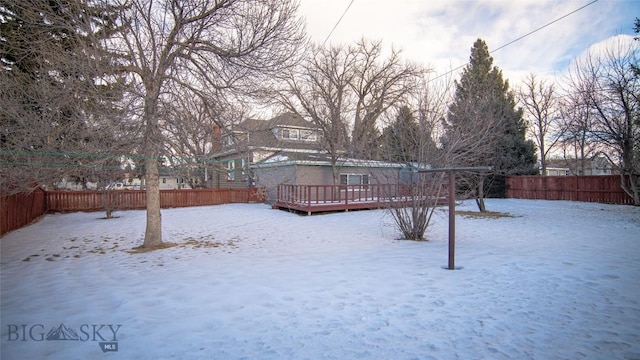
xmin=1 ymin=1 xmax=638 ymax=246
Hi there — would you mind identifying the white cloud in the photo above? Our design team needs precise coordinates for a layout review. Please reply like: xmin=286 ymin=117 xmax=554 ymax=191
xmin=297 ymin=0 xmax=637 ymax=87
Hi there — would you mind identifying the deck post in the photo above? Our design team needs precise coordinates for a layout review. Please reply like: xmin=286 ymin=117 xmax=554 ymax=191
xmin=307 ymin=185 xmax=312 ymax=215
xmin=344 ymin=185 xmax=348 ymax=211
xmin=277 ymin=185 xmax=281 ymax=204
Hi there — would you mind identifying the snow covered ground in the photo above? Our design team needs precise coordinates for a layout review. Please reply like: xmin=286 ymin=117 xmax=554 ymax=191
xmin=1 ymin=199 xmax=639 ymax=359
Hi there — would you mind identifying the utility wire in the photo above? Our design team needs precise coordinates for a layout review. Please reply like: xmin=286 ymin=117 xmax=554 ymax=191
xmin=490 ymin=0 xmax=598 ymax=54
xmin=323 ymin=0 xmax=355 ymax=46
xmin=0 ymin=149 xmax=232 ymax=166
xmin=430 ymin=0 xmax=599 ymax=82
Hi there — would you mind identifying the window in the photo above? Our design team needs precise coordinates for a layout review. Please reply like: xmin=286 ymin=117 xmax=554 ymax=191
xmin=227 ymin=160 xmax=235 ymax=181
xmin=162 ymin=178 xmax=166 ymax=184
xmin=340 ymin=174 xmax=370 ymax=185
xmin=282 ymin=128 xmax=299 ymax=140
xmin=222 ymin=135 xmax=234 ymax=147
xmin=300 ymin=130 xmax=317 ymax=141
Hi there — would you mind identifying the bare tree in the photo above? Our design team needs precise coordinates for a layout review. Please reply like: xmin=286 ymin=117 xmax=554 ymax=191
xmin=109 ymin=0 xmax=305 ymax=248
xmin=565 ymin=36 xmax=640 ymax=204
xmin=275 ymin=39 xmax=422 ymax=185
xmin=161 ymin=86 xmax=248 ymax=189
xmin=378 ymin=75 xmax=450 ymax=241
xmin=349 ymin=39 xmax=422 ymax=159
xmin=274 ymin=42 xmax=353 ymax=185
xmin=518 ymin=73 xmax=563 ymax=175
xmin=556 ymin=87 xmax=600 ymax=173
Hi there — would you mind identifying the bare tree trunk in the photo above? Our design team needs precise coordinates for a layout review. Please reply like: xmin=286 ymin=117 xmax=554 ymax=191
xmin=102 ymin=189 xmax=116 ymax=219
xmin=143 ymin=158 xmax=162 ymax=247
xmin=111 ymin=0 xmax=305 ymax=249
xmin=476 ymin=175 xmax=486 ymax=212
xmin=620 ymin=173 xmax=640 ymax=206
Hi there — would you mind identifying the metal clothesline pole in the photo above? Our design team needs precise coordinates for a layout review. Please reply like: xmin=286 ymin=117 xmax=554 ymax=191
xmin=448 ymin=170 xmax=456 ymax=270
xmin=418 ymin=166 xmax=492 ymax=270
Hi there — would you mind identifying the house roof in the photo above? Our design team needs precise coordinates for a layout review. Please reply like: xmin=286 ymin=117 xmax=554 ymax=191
xmin=250 ymin=151 xmax=411 ymax=170
xmin=234 ymin=112 xmax=320 ymax=132
xmin=266 ymin=112 xmax=321 ymax=129
xmin=216 ymin=113 xmax=323 ymax=157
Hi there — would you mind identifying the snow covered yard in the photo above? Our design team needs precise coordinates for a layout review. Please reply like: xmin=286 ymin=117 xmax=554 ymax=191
xmin=1 ymin=199 xmax=639 ymax=359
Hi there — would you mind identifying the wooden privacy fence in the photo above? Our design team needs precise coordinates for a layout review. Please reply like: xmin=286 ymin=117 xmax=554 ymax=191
xmin=506 ymin=175 xmax=633 ymax=205
xmin=0 ymin=188 xmax=47 ymax=237
xmin=1 ymin=188 xmax=263 ymax=236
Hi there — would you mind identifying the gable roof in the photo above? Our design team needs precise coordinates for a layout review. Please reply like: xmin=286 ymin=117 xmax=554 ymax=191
xmin=267 ymin=112 xmax=320 ymax=129
xmin=250 ymin=151 xmax=410 ymax=170
xmin=234 ymin=112 xmax=319 ymax=132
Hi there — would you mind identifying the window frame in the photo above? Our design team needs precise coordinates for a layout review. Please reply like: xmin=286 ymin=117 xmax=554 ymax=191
xmin=222 ymin=135 xmax=234 ymax=147
xmin=299 ymin=129 xmax=317 ymax=141
xmin=281 ymin=128 xmax=300 ymax=140
xmin=339 ymin=173 xmax=370 ymax=185
xmin=227 ymin=160 xmax=235 ymax=181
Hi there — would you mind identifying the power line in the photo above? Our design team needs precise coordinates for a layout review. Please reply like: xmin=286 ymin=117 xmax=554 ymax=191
xmin=323 ymin=0 xmax=355 ymax=46
xmin=0 ymin=149 xmax=232 ymax=166
xmin=490 ymin=0 xmax=598 ymax=54
xmin=430 ymin=0 xmax=599 ymax=82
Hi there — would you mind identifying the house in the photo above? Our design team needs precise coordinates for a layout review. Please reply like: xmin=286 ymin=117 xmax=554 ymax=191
xmin=543 ymin=156 xmax=615 ymax=176
xmin=212 ymin=112 xmax=420 ymax=211
xmin=250 ymin=152 xmax=412 ymax=204
xmin=157 ymin=168 xmax=197 ymax=190
xmin=123 ymin=169 xmax=196 ymax=190
xmin=210 ymin=113 xmax=324 ymax=189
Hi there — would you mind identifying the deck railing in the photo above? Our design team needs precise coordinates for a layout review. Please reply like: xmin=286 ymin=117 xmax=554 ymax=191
xmin=277 ymin=183 xmax=406 ymax=203
xmin=275 ymin=183 xmax=447 ymax=214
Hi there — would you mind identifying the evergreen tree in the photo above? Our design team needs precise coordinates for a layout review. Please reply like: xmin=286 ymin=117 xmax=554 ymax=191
xmin=0 ymin=0 xmax=128 ymax=193
xmin=445 ymin=38 xmax=537 ymax=198
xmin=382 ymin=106 xmax=420 ymax=163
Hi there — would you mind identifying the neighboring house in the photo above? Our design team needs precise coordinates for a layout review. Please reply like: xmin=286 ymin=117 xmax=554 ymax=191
xmin=210 ymin=113 xmax=325 ymax=188
xmin=543 ymin=156 xmax=615 ymax=176
xmin=250 ymin=152 xmax=413 ymax=204
xmin=119 ymin=169 xmax=198 ymax=190
xmin=157 ymin=168 xmax=196 ymax=190
xmin=543 ymin=166 xmax=571 ymax=176
xmin=212 ymin=112 xmax=418 ymax=204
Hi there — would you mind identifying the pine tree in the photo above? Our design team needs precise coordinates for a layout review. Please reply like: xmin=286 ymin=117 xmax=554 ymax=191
xmin=446 ymin=38 xmax=537 ymax=198
xmin=0 ymin=0 xmax=129 ymax=193
xmin=382 ymin=106 xmax=420 ymax=163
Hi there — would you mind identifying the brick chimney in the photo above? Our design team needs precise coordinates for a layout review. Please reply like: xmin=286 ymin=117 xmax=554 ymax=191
xmin=213 ymin=124 xmax=222 ymax=152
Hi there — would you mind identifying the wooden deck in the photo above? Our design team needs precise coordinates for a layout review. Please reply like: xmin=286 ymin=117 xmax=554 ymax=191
xmin=273 ymin=184 xmax=446 ymax=215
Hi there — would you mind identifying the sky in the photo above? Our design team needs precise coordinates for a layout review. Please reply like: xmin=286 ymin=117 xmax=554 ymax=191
xmin=1 ymin=199 xmax=639 ymax=358
xmin=297 ymin=0 xmax=639 ymax=86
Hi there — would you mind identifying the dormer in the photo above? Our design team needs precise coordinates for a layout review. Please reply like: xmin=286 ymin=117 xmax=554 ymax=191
xmin=215 ymin=113 xmax=322 ymax=155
